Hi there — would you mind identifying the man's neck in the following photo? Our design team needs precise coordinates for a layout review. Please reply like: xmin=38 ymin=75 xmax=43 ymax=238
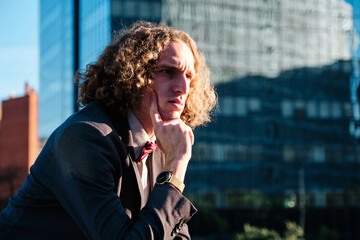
xmin=131 ymin=108 xmax=154 ymax=139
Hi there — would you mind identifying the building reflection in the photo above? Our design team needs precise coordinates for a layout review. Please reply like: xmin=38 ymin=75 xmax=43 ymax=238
xmin=34 ymin=0 xmax=360 ymax=239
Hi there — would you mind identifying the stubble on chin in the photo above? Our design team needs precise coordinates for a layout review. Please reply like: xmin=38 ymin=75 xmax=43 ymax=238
xmin=159 ymin=110 xmax=182 ymax=122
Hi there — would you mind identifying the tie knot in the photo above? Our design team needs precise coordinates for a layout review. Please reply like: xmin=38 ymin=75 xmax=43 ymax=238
xmin=144 ymin=141 xmax=158 ymax=151
xmin=136 ymin=141 xmax=158 ymax=163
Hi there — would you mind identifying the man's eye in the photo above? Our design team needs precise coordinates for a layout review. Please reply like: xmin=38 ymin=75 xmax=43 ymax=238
xmin=160 ymin=69 xmax=173 ymax=75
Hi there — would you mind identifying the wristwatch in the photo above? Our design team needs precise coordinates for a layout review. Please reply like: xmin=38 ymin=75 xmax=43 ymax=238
xmin=156 ymin=170 xmax=185 ymax=193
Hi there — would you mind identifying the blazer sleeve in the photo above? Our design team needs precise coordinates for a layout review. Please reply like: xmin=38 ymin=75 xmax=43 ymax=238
xmin=53 ymin=121 xmax=197 ymax=240
xmin=174 ymin=221 xmax=191 ymax=240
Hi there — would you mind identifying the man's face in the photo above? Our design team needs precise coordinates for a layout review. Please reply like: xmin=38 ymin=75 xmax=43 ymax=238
xmin=152 ymin=40 xmax=195 ymax=121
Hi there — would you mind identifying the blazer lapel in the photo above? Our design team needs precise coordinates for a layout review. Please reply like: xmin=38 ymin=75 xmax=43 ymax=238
xmin=129 ymin=149 xmax=147 ymax=208
xmin=107 ymin=111 xmax=145 ymax=214
xmin=107 ymin=108 xmax=166 ymax=210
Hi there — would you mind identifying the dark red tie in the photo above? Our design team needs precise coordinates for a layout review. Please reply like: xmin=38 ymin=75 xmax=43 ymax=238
xmin=136 ymin=141 xmax=158 ymax=163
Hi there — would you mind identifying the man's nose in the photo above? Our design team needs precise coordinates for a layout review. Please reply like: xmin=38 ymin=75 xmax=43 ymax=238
xmin=173 ymin=73 xmax=190 ymax=94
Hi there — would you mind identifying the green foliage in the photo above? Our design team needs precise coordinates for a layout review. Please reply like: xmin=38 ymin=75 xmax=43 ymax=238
xmin=317 ymin=225 xmax=340 ymax=240
xmin=233 ymin=221 xmax=305 ymax=240
xmin=233 ymin=224 xmax=281 ymax=240
xmin=283 ymin=221 xmax=305 ymax=240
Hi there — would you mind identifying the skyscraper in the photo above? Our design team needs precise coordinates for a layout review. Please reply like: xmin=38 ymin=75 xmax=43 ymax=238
xmin=39 ymin=0 xmax=360 ymax=206
xmin=39 ymin=0 xmax=162 ymax=139
xmin=39 ymin=1 xmax=360 ymax=238
xmin=39 ymin=0 xmax=76 ymax=139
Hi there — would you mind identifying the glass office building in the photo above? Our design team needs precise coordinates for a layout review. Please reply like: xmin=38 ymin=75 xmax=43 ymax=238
xmin=39 ymin=0 xmax=360 ymax=208
xmin=39 ymin=0 xmax=75 ymax=139
xmin=161 ymin=0 xmax=360 ymax=205
xmin=39 ymin=0 xmax=360 ymax=238
xmin=40 ymin=0 xmax=162 ymax=139
xmin=79 ymin=0 xmax=111 ymax=71
xmin=79 ymin=0 xmax=162 ymax=70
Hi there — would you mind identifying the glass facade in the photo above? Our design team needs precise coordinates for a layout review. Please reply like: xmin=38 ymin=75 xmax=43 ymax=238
xmin=39 ymin=0 xmax=360 ymax=238
xmin=79 ymin=0 xmax=111 ymax=71
xmin=40 ymin=0 xmax=162 ymax=139
xmin=79 ymin=0 xmax=162 ymax=74
xmin=39 ymin=0 xmax=75 ymax=139
xmin=162 ymin=0 xmax=353 ymax=84
xmin=111 ymin=0 xmax=162 ymax=30
xmin=162 ymin=0 xmax=360 ymax=210
xmin=79 ymin=0 xmax=162 ymax=71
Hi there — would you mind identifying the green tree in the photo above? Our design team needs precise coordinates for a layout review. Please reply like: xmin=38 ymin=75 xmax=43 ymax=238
xmin=283 ymin=221 xmax=305 ymax=240
xmin=233 ymin=224 xmax=281 ymax=240
xmin=233 ymin=221 xmax=305 ymax=240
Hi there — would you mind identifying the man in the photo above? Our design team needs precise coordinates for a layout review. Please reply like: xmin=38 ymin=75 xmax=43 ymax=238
xmin=0 ymin=21 xmax=217 ymax=239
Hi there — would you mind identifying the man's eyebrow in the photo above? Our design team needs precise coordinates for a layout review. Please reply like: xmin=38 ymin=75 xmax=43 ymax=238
xmin=158 ymin=64 xmax=195 ymax=76
xmin=157 ymin=64 xmax=179 ymax=69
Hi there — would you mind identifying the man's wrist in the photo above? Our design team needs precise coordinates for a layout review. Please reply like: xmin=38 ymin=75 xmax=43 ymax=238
xmin=164 ymin=157 xmax=189 ymax=182
xmin=156 ymin=170 xmax=185 ymax=193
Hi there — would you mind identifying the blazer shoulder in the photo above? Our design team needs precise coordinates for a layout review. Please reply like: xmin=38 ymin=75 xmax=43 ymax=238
xmin=53 ymin=102 xmax=116 ymax=136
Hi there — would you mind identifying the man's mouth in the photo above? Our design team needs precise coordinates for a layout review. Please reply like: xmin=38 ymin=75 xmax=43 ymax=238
xmin=168 ymin=99 xmax=183 ymax=109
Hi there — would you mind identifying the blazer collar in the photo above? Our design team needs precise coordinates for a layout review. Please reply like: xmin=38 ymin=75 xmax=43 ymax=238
xmin=103 ymin=106 xmax=146 ymax=205
xmin=105 ymin=107 xmax=136 ymax=156
xmin=105 ymin=106 xmax=166 ymax=208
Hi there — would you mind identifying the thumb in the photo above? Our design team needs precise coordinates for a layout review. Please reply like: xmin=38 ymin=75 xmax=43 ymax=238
xmin=150 ymin=92 xmax=162 ymax=128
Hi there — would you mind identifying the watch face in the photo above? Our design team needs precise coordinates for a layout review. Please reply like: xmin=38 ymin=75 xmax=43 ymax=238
xmin=156 ymin=171 xmax=171 ymax=184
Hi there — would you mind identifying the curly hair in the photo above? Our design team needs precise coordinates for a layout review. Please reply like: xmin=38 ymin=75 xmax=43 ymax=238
xmin=76 ymin=21 xmax=217 ymax=128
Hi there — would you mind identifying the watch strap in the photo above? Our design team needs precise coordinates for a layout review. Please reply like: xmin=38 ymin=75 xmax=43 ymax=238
xmin=168 ymin=174 xmax=185 ymax=193
xmin=157 ymin=170 xmax=185 ymax=193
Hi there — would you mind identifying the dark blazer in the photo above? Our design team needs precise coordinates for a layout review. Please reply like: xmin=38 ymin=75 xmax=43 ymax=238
xmin=0 ymin=102 xmax=197 ymax=239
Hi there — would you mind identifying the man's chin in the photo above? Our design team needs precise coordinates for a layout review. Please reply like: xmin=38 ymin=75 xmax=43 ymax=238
xmin=159 ymin=111 xmax=182 ymax=121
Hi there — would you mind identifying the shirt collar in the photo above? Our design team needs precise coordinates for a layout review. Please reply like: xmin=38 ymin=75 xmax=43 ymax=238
xmin=128 ymin=111 xmax=155 ymax=159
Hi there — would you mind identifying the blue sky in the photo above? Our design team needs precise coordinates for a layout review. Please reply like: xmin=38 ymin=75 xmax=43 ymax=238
xmin=0 ymin=0 xmax=39 ymax=102
xmin=0 ymin=0 xmax=359 ymax=103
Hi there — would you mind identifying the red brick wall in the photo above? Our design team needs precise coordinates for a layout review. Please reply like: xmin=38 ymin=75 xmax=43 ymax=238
xmin=0 ymin=87 xmax=39 ymax=199
xmin=28 ymin=90 xmax=39 ymax=171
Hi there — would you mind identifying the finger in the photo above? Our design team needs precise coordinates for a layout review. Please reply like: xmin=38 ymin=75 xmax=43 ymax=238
xmin=150 ymin=92 xmax=162 ymax=127
xmin=188 ymin=128 xmax=194 ymax=145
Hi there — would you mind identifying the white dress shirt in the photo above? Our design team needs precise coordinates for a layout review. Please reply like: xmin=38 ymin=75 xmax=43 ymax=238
xmin=127 ymin=112 xmax=156 ymax=196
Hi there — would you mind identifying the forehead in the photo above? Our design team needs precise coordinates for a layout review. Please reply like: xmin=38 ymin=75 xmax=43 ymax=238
xmin=157 ymin=41 xmax=195 ymax=72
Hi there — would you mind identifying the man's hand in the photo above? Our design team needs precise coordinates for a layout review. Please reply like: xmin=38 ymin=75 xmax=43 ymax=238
xmin=150 ymin=93 xmax=194 ymax=182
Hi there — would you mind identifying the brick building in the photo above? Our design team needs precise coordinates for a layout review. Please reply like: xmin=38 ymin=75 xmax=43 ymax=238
xmin=0 ymin=84 xmax=39 ymax=199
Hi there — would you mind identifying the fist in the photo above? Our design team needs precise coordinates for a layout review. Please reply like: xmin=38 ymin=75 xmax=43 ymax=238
xmin=150 ymin=93 xmax=194 ymax=181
